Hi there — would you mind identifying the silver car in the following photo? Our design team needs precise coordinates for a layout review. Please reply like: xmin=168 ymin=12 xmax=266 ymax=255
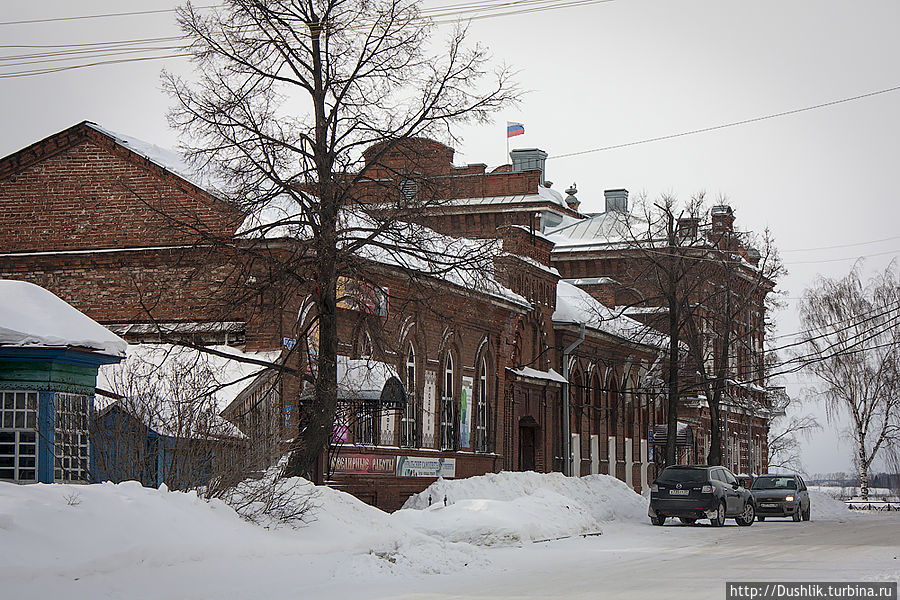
xmin=750 ymin=474 xmax=810 ymax=522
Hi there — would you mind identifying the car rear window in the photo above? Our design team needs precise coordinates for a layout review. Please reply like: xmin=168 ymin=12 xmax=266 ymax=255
xmin=657 ymin=468 xmax=708 ymax=483
xmin=751 ymin=476 xmax=797 ymax=490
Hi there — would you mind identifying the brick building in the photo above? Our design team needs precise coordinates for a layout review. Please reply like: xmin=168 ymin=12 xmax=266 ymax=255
xmin=0 ymin=122 xmax=771 ymax=510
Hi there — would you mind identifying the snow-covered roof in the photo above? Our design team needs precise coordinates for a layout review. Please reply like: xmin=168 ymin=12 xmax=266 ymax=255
xmin=0 ymin=280 xmax=127 ymax=358
xmin=84 ymin=122 xmax=221 ymax=197
xmin=506 ymin=366 xmax=568 ymax=384
xmin=238 ymin=197 xmax=531 ymax=310
xmin=552 ymin=280 xmax=668 ymax=349
xmin=96 ymin=344 xmax=282 ymax=434
xmin=441 ymin=184 xmax=567 ymax=209
xmin=337 ymin=356 xmax=402 ymax=401
xmin=545 ymin=210 xmax=652 ymax=252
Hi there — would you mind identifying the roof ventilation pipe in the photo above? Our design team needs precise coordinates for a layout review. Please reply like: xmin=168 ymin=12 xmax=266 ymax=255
xmin=604 ymin=188 xmax=629 ymax=213
xmin=562 ymin=321 xmax=585 ymax=477
xmin=510 ymin=148 xmax=548 ymax=184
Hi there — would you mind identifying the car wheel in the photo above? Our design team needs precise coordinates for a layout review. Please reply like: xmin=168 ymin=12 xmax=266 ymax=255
xmin=679 ymin=517 xmax=696 ymax=525
xmin=650 ymin=514 xmax=666 ymax=526
xmin=792 ymin=507 xmax=801 ymax=522
xmin=802 ymin=505 xmax=810 ymax=521
xmin=757 ymin=515 xmax=766 ymax=522
xmin=711 ymin=501 xmax=726 ymax=527
xmin=737 ymin=502 xmax=755 ymax=526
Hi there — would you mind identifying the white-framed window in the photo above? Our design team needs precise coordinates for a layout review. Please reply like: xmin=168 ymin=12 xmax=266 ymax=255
xmin=54 ymin=392 xmax=90 ymax=482
xmin=440 ymin=353 xmax=455 ymax=451
xmin=0 ymin=391 xmax=38 ymax=482
xmin=475 ymin=355 xmax=488 ymax=453
xmin=400 ymin=345 xmax=417 ymax=447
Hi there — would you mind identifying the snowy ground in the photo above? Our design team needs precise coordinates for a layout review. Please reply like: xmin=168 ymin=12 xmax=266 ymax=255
xmin=1 ymin=474 xmax=897 ymax=600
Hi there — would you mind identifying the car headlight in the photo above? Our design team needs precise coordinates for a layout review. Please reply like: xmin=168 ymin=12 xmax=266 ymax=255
xmin=785 ymin=495 xmax=795 ymax=502
xmin=701 ymin=485 xmax=713 ymax=493
xmin=651 ymin=484 xmax=658 ymax=492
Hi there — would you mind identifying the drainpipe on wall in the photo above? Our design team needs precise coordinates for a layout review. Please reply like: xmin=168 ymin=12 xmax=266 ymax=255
xmin=562 ymin=322 xmax=585 ymax=477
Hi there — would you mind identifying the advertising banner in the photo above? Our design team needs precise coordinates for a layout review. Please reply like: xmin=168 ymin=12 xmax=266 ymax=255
xmin=396 ymin=455 xmax=456 ymax=478
xmin=422 ymin=370 xmax=437 ymax=448
xmin=330 ymin=453 xmax=395 ymax=475
xmin=459 ymin=376 xmax=473 ymax=448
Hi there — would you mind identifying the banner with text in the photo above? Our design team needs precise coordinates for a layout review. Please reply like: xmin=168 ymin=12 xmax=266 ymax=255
xmin=330 ymin=453 xmax=396 ymax=475
xmin=396 ymin=455 xmax=456 ymax=478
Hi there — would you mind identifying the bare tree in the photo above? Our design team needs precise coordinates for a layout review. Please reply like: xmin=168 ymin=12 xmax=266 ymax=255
xmin=93 ymin=345 xmax=252 ymax=491
xmin=681 ymin=214 xmax=783 ymax=468
xmin=767 ymin=387 xmax=820 ymax=473
xmin=798 ymin=263 xmax=900 ymax=499
xmin=588 ymin=196 xmax=780 ymax=469
xmin=166 ymin=0 xmax=516 ymax=479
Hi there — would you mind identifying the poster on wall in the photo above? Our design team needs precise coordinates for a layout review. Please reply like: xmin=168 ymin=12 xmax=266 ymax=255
xmin=459 ymin=376 xmax=473 ymax=448
xmin=336 ymin=277 xmax=389 ymax=317
xmin=396 ymin=455 xmax=456 ymax=478
xmin=422 ymin=370 xmax=436 ymax=448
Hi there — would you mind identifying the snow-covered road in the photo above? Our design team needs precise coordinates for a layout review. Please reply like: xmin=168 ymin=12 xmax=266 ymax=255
xmin=3 ymin=477 xmax=897 ymax=599
xmin=379 ymin=517 xmax=900 ymax=600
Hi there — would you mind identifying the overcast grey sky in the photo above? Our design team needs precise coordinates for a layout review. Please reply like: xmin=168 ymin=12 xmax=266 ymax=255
xmin=3 ymin=0 xmax=899 ymax=476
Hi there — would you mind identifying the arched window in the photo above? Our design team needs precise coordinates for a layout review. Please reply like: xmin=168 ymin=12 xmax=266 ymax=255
xmin=440 ymin=352 xmax=456 ymax=451
xmin=572 ymin=370 xmax=583 ymax=435
xmin=359 ymin=330 xmax=372 ymax=358
xmin=475 ymin=355 xmax=488 ymax=452
xmin=400 ymin=345 xmax=416 ymax=447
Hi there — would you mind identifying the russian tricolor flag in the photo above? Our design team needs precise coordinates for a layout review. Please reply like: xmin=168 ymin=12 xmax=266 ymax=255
xmin=507 ymin=121 xmax=525 ymax=138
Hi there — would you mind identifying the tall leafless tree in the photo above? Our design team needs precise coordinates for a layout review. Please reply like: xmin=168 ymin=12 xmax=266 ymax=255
xmin=602 ymin=195 xmax=781 ymax=468
xmin=165 ymin=0 xmax=517 ymax=479
xmin=681 ymin=214 xmax=783 ymax=468
xmin=798 ymin=263 xmax=900 ymax=499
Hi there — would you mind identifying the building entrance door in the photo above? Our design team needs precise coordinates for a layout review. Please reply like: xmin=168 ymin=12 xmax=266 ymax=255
xmin=519 ymin=418 xmax=537 ymax=471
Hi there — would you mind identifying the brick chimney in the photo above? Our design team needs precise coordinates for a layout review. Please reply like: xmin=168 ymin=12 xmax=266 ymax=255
xmin=711 ymin=205 xmax=735 ymax=233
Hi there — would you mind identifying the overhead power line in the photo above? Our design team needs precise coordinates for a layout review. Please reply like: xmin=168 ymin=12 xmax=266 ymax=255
xmin=0 ymin=5 xmax=221 ymax=26
xmin=548 ymin=85 xmax=900 ymax=160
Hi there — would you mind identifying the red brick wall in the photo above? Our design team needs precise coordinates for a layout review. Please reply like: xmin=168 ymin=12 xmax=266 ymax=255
xmin=0 ymin=130 xmax=242 ymax=253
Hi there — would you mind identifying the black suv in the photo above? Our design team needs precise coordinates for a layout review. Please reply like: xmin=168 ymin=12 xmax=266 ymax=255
xmin=649 ymin=465 xmax=756 ymax=527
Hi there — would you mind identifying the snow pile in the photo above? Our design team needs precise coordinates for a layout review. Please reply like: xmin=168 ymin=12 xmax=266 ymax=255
xmin=0 ymin=476 xmax=484 ymax=581
xmin=395 ymin=472 xmax=647 ymax=545
xmin=0 ymin=481 xmax=280 ymax=576
xmin=808 ymin=490 xmax=859 ymax=521
xmin=0 ymin=279 xmax=126 ymax=357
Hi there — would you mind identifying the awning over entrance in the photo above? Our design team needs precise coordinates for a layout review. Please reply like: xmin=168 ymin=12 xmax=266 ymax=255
xmin=336 ymin=356 xmax=406 ymax=408
xmin=650 ymin=422 xmax=694 ymax=447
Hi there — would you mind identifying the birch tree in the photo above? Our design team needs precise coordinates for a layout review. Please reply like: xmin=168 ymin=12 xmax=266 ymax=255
xmin=798 ymin=264 xmax=900 ymax=499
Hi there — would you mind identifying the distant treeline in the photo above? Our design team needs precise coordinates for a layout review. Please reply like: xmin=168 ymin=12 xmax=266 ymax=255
xmin=809 ymin=472 xmax=900 ymax=488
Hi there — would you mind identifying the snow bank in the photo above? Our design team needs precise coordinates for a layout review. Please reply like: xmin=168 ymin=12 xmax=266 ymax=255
xmin=808 ymin=490 xmax=860 ymax=521
xmin=395 ymin=471 xmax=647 ymax=545
xmin=0 ymin=477 xmax=484 ymax=581
xmin=0 ymin=481 xmax=276 ymax=576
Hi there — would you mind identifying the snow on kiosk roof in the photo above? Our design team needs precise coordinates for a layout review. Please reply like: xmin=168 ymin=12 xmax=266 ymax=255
xmin=0 ymin=280 xmax=126 ymax=358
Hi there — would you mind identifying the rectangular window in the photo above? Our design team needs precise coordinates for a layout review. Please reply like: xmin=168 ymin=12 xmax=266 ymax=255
xmin=0 ymin=391 xmax=38 ymax=483
xmin=54 ymin=393 xmax=91 ymax=483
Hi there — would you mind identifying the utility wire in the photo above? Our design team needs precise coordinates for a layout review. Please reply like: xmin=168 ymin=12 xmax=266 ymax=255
xmin=548 ymin=84 xmax=900 ymax=160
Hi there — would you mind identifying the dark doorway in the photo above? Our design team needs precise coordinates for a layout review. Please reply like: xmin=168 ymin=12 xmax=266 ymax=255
xmin=519 ymin=416 xmax=538 ymax=471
